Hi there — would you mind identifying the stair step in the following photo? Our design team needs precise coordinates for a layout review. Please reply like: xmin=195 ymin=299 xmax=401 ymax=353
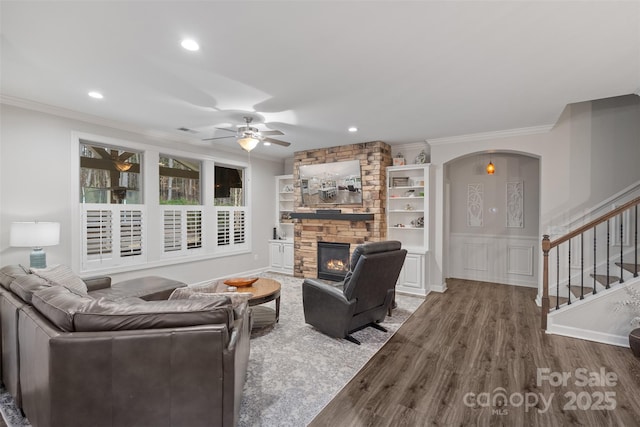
xmin=590 ymin=274 xmax=621 ymax=287
xmin=569 ymin=285 xmax=594 ymax=298
xmin=615 ymin=262 xmax=639 ymax=276
xmin=550 ymin=295 xmax=569 ymax=309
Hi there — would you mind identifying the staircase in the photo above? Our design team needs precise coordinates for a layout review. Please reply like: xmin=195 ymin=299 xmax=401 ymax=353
xmin=541 ymin=197 xmax=640 ymax=346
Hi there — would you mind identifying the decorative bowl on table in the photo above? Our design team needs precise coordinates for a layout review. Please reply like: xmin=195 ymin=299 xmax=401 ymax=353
xmin=223 ymin=277 xmax=259 ymax=287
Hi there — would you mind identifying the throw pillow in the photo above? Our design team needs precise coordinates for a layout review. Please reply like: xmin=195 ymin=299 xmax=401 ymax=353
xmin=31 ymin=264 xmax=88 ymax=294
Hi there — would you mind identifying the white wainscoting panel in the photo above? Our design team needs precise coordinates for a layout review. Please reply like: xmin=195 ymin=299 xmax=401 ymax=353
xmin=507 ymin=245 xmax=533 ymax=276
xmin=450 ymin=233 xmax=538 ymax=287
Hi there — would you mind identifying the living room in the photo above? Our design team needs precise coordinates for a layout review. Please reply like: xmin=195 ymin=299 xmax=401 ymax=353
xmin=1 ymin=1 xmax=640 ymax=426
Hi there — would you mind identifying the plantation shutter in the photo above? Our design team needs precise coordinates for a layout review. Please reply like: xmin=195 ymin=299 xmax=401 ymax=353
xmin=120 ymin=210 xmax=143 ymax=257
xmin=217 ymin=211 xmax=230 ymax=246
xmin=164 ymin=210 xmax=182 ymax=252
xmin=234 ymin=210 xmax=245 ymax=244
xmin=85 ymin=209 xmax=113 ymax=260
xmin=187 ymin=210 xmax=203 ymax=249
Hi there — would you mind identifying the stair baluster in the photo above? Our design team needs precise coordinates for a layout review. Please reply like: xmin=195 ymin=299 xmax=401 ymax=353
xmin=620 ymin=212 xmax=624 ymax=284
xmin=606 ymin=219 xmax=610 ymax=289
xmin=580 ymin=233 xmax=584 ymax=300
xmin=567 ymin=239 xmax=572 ymax=305
xmin=635 ymin=205 xmax=638 ymax=278
xmin=593 ymin=226 xmax=597 ymax=295
xmin=556 ymin=246 xmax=560 ymax=310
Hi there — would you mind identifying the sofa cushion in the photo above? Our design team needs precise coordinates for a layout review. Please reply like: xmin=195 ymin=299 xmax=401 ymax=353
xmin=88 ymin=276 xmax=186 ymax=301
xmin=170 ymin=287 xmax=253 ymax=307
xmin=31 ymin=286 xmax=94 ymax=332
xmin=73 ymin=296 xmax=233 ymax=332
xmin=10 ymin=274 xmax=52 ymax=304
xmin=0 ymin=265 xmax=29 ymax=290
xmin=31 ymin=264 xmax=88 ymax=294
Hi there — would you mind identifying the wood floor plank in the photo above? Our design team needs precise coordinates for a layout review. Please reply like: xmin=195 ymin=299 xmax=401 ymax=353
xmin=309 ymin=279 xmax=640 ymax=426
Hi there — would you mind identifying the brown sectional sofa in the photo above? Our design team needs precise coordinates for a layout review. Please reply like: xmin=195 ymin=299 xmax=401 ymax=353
xmin=0 ymin=265 xmax=251 ymax=427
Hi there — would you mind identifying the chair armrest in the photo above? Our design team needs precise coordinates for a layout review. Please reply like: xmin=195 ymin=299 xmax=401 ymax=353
xmin=82 ymin=276 xmax=111 ymax=291
xmin=302 ymin=278 xmax=356 ymax=338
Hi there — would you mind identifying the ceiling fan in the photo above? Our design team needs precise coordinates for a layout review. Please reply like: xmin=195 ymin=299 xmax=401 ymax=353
xmin=203 ymin=116 xmax=291 ymax=152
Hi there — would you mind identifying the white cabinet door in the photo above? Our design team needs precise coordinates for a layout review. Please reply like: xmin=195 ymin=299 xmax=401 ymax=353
xmin=399 ymin=253 xmax=423 ymax=290
xmin=270 ymin=242 xmax=283 ymax=269
xmin=283 ymin=243 xmax=295 ymax=271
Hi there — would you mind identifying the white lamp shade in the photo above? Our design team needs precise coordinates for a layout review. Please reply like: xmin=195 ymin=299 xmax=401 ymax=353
xmin=237 ymin=137 xmax=260 ymax=152
xmin=10 ymin=222 xmax=60 ymax=247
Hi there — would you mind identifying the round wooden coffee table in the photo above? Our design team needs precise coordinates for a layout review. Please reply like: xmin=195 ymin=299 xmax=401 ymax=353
xmin=234 ymin=278 xmax=281 ymax=328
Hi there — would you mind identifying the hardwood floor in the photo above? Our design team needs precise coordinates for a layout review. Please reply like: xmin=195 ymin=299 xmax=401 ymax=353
xmin=310 ymin=279 xmax=640 ymax=426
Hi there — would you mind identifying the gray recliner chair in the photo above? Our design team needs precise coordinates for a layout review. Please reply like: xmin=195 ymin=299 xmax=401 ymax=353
xmin=302 ymin=240 xmax=407 ymax=344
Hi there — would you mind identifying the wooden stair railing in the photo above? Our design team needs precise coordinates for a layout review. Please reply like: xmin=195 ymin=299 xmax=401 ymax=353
xmin=541 ymin=196 xmax=640 ymax=330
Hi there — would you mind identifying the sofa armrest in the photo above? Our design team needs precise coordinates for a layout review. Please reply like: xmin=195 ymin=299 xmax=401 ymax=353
xmin=19 ymin=305 xmax=240 ymax=427
xmin=82 ymin=276 xmax=111 ymax=291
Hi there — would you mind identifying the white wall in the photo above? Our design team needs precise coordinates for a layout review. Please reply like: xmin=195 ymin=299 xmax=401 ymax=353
xmin=0 ymin=103 xmax=283 ymax=284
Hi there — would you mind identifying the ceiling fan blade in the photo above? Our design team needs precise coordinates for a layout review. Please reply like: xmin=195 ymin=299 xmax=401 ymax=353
xmin=263 ymin=137 xmax=291 ymax=147
xmin=203 ymin=135 xmax=235 ymax=141
xmin=214 ymin=127 xmax=238 ymax=134
xmin=260 ymin=130 xmax=284 ymax=136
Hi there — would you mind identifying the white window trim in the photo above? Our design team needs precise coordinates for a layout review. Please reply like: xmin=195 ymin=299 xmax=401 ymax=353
xmin=71 ymin=131 xmax=251 ymax=275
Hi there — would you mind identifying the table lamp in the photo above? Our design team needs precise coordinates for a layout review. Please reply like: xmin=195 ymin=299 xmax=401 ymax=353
xmin=10 ymin=222 xmax=60 ymax=268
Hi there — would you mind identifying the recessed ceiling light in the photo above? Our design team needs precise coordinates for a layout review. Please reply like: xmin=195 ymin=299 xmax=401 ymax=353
xmin=181 ymin=39 xmax=199 ymax=51
xmin=348 ymin=126 xmax=358 ymax=132
xmin=263 ymin=141 xmax=272 ymax=146
xmin=88 ymin=91 xmax=103 ymax=99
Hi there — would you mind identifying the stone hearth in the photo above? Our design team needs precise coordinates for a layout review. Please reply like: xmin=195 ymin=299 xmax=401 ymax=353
xmin=292 ymin=141 xmax=392 ymax=278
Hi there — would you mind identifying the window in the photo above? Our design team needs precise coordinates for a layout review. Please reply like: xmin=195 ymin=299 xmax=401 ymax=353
xmin=159 ymin=155 xmax=201 ymax=205
xmin=77 ymin=136 xmax=250 ymax=273
xmin=214 ymin=165 xmax=247 ymax=252
xmin=214 ymin=166 xmax=244 ymax=206
xmin=80 ymin=142 xmax=141 ymax=204
xmin=80 ymin=141 xmax=145 ymax=270
xmin=159 ymin=155 xmax=203 ymax=257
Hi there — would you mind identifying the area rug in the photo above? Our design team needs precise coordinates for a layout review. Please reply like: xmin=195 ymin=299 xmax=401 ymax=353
xmin=0 ymin=272 xmax=423 ymax=427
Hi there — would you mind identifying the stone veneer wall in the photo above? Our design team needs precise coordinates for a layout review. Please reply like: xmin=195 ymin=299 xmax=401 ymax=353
xmin=293 ymin=141 xmax=392 ymax=278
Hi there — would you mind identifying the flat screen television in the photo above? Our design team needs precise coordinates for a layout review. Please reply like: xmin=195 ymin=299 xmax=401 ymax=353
xmin=299 ymin=159 xmax=362 ymax=206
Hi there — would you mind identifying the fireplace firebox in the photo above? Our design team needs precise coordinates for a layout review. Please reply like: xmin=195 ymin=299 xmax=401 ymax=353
xmin=317 ymin=242 xmax=350 ymax=281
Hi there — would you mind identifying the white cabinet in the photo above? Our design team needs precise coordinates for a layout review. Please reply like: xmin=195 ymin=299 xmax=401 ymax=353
xmin=275 ymin=175 xmax=294 ymax=240
xmin=387 ymin=164 xmax=432 ymax=296
xmin=269 ymin=240 xmax=293 ymax=274
xmin=397 ymin=251 xmax=426 ymax=295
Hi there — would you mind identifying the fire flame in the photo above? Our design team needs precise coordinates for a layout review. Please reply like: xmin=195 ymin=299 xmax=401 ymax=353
xmin=326 ymin=259 xmax=347 ymax=271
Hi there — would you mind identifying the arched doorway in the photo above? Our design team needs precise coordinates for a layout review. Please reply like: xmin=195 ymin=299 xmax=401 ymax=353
xmin=445 ymin=151 xmax=540 ymax=287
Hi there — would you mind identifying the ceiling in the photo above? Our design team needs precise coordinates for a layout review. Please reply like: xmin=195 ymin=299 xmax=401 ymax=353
xmin=1 ymin=1 xmax=639 ymax=159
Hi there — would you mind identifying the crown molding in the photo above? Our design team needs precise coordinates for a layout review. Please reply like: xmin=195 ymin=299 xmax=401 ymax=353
xmin=428 ymin=124 xmax=553 ymax=146
xmin=0 ymin=94 xmax=283 ymax=162
xmin=390 ymin=141 xmax=429 ymax=151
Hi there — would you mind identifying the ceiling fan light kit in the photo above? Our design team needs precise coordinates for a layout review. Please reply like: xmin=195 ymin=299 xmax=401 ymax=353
xmin=203 ymin=116 xmax=291 ymax=151
xmin=238 ymin=136 xmax=260 ymax=152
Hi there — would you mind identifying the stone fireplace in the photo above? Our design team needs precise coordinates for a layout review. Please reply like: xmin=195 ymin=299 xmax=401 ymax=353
xmin=292 ymin=141 xmax=392 ymax=278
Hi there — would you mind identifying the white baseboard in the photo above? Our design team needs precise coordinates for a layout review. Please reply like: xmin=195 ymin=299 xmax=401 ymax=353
xmin=430 ymin=282 xmax=448 ymax=293
xmin=546 ymin=323 xmax=630 ymax=348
